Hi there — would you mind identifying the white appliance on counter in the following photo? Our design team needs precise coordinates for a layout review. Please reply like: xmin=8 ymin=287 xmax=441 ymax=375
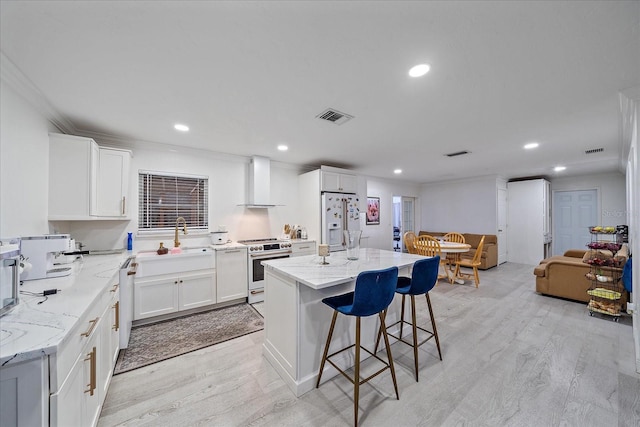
xmin=20 ymin=234 xmax=72 ymax=281
xmin=321 ymin=192 xmax=361 ymax=252
xmin=238 ymin=239 xmax=292 ymax=303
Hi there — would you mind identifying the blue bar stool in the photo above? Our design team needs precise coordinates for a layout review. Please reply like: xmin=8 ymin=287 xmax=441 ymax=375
xmin=376 ymin=256 xmax=442 ymax=381
xmin=316 ymin=266 xmax=400 ymax=427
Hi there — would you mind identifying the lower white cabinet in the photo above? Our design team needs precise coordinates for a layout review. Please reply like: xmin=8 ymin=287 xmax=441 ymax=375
xmin=291 ymin=240 xmax=316 ymax=257
xmin=215 ymin=247 xmax=248 ymax=302
xmin=51 ymin=285 xmax=120 ymax=427
xmin=0 ymin=358 xmax=48 ymax=427
xmin=134 ymin=270 xmax=216 ymax=320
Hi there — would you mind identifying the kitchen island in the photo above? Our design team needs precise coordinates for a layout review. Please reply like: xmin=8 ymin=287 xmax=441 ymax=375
xmin=261 ymin=248 xmax=425 ymax=397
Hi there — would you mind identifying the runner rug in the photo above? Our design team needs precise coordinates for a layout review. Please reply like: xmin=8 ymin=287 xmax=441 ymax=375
xmin=114 ymin=303 xmax=263 ymax=374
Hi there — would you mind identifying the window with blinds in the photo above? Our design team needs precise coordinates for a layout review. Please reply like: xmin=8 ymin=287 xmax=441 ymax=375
xmin=138 ymin=171 xmax=208 ymax=233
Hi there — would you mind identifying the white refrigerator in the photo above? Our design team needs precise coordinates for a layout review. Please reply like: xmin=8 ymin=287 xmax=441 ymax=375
xmin=321 ymin=192 xmax=361 ymax=252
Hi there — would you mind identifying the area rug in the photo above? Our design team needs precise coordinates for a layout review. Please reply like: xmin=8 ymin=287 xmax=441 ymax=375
xmin=114 ymin=303 xmax=264 ymax=374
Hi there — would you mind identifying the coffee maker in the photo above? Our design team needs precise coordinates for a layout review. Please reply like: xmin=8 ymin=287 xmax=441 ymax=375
xmin=20 ymin=234 xmax=72 ymax=281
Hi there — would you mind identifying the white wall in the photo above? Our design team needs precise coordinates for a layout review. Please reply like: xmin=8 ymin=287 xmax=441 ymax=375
xmin=419 ymin=175 xmax=499 ymax=234
xmin=364 ymin=177 xmax=421 ymax=250
xmin=0 ymin=79 xmax=59 ymax=237
xmin=550 ymin=172 xmax=626 ymax=227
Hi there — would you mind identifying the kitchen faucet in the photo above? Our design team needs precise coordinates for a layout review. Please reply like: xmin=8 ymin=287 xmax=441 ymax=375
xmin=174 ymin=217 xmax=188 ymax=248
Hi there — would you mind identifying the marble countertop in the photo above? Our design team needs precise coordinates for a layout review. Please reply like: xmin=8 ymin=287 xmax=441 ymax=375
xmin=1 ymin=252 xmax=130 ymax=367
xmin=262 ymin=248 xmax=426 ymax=290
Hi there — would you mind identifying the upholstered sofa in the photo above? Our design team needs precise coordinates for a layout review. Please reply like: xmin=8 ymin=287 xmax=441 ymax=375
xmin=534 ymin=247 xmax=629 ymax=303
xmin=418 ymin=231 xmax=498 ymax=270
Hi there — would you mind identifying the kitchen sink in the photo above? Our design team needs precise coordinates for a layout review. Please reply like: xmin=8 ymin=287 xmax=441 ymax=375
xmin=135 ymin=246 xmax=215 ymax=277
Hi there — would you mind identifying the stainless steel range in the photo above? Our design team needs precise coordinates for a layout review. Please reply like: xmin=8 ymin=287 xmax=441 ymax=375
xmin=237 ymin=238 xmax=292 ymax=303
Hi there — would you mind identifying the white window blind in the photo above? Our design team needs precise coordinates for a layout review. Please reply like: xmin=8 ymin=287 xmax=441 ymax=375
xmin=138 ymin=172 xmax=208 ymax=233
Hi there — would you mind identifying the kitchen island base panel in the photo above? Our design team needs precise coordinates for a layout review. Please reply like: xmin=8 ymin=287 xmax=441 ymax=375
xmin=263 ymin=267 xmax=407 ymax=397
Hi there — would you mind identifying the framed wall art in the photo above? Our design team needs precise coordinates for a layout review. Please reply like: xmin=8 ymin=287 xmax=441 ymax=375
xmin=366 ymin=197 xmax=380 ymax=225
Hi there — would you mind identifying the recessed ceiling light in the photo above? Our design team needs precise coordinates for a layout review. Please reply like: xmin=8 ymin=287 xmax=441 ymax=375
xmin=394 ymin=169 xmax=402 ymax=174
xmin=277 ymin=145 xmax=288 ymax=151
xmin=524 ymin=142 xmax=539 ymax=149
xmin=174 ymin=123 xmax=189 ymax=132
xmin=554 ymin=166 xmax=566 ymax=172
xmin=409 ymin=64 xmax=430 ymax=77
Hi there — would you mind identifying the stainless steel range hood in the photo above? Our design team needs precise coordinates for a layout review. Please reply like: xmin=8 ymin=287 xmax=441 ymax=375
xmin=239 ymin=156 xmax=277 ymax=208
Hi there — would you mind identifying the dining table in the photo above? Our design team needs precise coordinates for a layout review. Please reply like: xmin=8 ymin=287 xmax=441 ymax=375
xmin=436 ymin=240 xmax=472 ymax=284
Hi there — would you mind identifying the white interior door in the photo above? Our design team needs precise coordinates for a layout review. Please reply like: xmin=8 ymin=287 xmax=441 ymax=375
xmin=553 ymin=189 xmax=597 ymax=256
xmin=401 ymin=197 xmax=415 ymax=252
xmin=497 ymin=188 xmax=507 ymax=264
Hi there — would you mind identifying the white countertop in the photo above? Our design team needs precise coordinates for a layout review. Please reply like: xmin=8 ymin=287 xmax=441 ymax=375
xmin=262 ymin=248 xmax=426 ymax=290
xmin=0 ymin=253 xmax=130 ymax=367
xmin=211 ymin=242 xmax=247 ymax=250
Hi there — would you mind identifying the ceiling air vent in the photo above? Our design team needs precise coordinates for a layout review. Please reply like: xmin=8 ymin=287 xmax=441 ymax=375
xmin=445 ymin=150 xmax=470 ymax=157
xmin=585 ymin=147 xmax=604 ymax=155
xmin=316 ymin=108 xmax=354 ymax=125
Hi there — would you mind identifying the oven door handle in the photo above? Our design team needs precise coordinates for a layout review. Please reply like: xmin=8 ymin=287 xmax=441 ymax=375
xmin=249 ymin=251 xmax=292 ymax=258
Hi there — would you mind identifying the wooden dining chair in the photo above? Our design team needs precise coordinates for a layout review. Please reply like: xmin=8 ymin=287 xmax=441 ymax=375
xmin=443 ymin=232 xmax=466 ymax=270
xmin=454 ymin=235 xmax=485 ymax=288
xmin=414 ymin=235 xmax=449 ymax=282
xmin=403 ymin=231 xmax=418 ymax=254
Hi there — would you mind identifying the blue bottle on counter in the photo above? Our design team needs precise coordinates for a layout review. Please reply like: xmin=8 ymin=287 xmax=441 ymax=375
xmin=127 ymin=232 xmax=133 ymax=251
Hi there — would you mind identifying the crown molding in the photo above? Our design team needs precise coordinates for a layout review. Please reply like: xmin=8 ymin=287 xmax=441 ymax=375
xmin=1 ymin=51 xmax=76 ymax=134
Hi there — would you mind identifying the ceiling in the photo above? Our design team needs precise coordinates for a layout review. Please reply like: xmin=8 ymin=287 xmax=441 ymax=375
xmin=2 ymin=1 xmax=639 ymax=184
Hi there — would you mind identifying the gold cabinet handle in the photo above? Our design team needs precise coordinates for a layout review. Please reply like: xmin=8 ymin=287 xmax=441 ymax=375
xmin=80 ymin=317 xmax=99 ymax=338
xmin=110 ymin=283 xmax=119 ymax=293
xmin=113 ymin=301 xmax=120 ymax=331
xmin=84 ymin=346 xmax=97 ymax=395
xmin=122 ymin=196 xmax=126 ymax=215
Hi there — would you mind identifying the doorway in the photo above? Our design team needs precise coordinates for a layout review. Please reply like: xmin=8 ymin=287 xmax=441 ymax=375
xmin=392 ymin=196 xmax=415 ymax=252
xmin=553 ymin=189 xmax=597 ymax=256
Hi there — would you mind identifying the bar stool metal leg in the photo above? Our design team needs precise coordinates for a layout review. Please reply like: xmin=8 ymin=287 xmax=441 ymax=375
xmin=426 ymin=293 xmax=442 ymax=360
xmin=354 ymin=317 xmax=361 ymax=427
xmin=316 ymin=310 xmax=338 ymax=388
xmin=379 ymin=311 xmax=400 ymax=400
xmin=410 ymin=295 xmax=419 ymax=381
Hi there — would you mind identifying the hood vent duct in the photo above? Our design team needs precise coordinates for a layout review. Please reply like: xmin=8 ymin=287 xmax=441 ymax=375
xmin=240 ymin=156 xmax=277 ymax=208
xmin=316 ymin=108 xmax=354 ymax=125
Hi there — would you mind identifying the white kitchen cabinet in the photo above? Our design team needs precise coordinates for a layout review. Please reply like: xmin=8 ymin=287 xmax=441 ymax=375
xmin=97 ymin=148 xmax=131 ymax=217
xmin=215 ymin=247 xmax=248 ymax=303
xmin=321 ymin=171 xmax=357 ymax=193
xmin=134 ymin=270 xmax=216 ymax=320
xmin=0 ymin=357 xmax=48 ymax=427
xmin=290 ymin=240 xmax=316 ymax=257
xmin=51 ymin=284 xmax=119 ymax=427
xmin=48 ymin=133 xmax=132 ymax=220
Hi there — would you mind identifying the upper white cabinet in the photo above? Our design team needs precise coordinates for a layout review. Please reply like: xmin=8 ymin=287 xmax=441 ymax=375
xmin=321 ymin=171 xmax=357 ymax=193
xmin=49 ymin=133 xmax=132 ymax=220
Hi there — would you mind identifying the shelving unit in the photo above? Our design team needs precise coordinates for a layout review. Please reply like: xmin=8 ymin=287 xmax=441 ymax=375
xmin=585 ymin=227 xmax=624 ymax=321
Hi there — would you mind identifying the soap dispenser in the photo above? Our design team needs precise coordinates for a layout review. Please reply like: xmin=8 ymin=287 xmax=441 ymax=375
xmin=157 ymin=242 xmax=169 ymax=255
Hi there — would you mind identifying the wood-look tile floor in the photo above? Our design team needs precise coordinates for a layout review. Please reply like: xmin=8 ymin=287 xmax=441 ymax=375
xmin=98 ymin=263 xmax=640 ymax=426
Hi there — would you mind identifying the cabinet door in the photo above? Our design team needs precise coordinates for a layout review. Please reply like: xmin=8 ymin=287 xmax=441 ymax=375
xmin=338 ymin=173 xmax=357 ymax=193
xmin=216 ymin=249 xmax=248 ymax=302
xmin=82 ymin=331 xmax=102 ymax=427
xmin=320 ymin=171 xmax=340 ymax=192
xmin=97 ymin=148 xmax=131 ymax=217
xmin=99 ymin=294 xmax=119 ymax=401
xmin=51 ymin=353 xmax=84 ymax=427
xmin=179 ymin=271 xmax=217 ymax=310
xmin=48 ymin=133 xmax=99 ymax=219
xmin=134 ymin=276 xmax=179 ymax=320
xmin=0 ymin=358 xmax=48 ymax=427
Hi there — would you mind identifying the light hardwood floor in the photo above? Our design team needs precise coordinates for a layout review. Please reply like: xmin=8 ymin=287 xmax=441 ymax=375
xmin=98 ymin=262 xmax=640 ymax=426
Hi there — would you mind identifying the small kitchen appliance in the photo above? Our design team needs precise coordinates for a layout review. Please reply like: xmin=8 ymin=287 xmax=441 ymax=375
xmin=20 ymin=234 xmax=72 ymax=281
xmin=1 ymin=238 xmax=21 ymax=316
xmin=238 ymin=238 xmax=292 ymax=303
xmin=210 ymin=231 xmax=229 ymax=245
